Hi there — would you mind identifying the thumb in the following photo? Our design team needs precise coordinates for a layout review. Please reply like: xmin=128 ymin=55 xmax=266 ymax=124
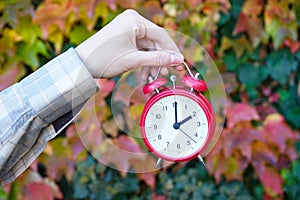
xmin=129 ymin=50 xmax=184 ymax=68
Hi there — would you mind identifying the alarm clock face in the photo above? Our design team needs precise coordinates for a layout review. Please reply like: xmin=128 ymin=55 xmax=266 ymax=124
xmin=141 ymin=90 xmax=210 ymax=162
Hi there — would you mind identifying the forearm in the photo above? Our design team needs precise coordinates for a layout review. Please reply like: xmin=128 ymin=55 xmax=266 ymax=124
xmin=0 ymin=48 xmax=98 ymax=185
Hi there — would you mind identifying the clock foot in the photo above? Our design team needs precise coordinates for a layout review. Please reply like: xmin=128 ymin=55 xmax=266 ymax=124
xmin=197 ymin=155 xmax=206 ymax=167
xmin=155 ymin=158 xmax=162 ymax=169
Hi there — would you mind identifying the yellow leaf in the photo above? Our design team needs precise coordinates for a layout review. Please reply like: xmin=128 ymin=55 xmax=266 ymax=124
xmin=48 ymin=25 xmax=64 ymax=54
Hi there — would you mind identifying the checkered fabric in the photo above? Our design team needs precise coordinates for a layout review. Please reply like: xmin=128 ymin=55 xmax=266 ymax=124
xmin=0 ymin=48 xmax=98 ymax=185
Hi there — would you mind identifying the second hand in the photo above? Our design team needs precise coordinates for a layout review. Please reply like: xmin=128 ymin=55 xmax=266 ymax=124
xmin=179 ymin=128 xmax=197 ymax=143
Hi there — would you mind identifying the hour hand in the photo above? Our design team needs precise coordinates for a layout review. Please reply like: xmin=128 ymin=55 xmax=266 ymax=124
xmin=179 ymin=115 xmax=192 ymax=126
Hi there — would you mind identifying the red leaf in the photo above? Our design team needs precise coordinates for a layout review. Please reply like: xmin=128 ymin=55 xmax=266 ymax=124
xmin=251 ymin=141 xmax=278 ymax=172
xmin=0 ymin=63 xmax=25 ymax=91
xmin=259 ymin=167 xmax=283 ymax=197
xmin=221 ymin=122 xmax=262 ymax=161
xmin=131 ymin=156 xmax=158 ymax=188
xmin=187 ymin=0 xmax=202 ymax=7
xmin=99 ymin=135 xmax=144 ymax=174
xmin=233 ymin=12 xmax=248 ymax=34
xmin=39 ymin=138 xmax=75 ymax=181
xmin=262 ymin=114 xmax=299 ymax=153
xmin=97 ymin=79 xmax=115 ymax=95
xmin=25 ymin=182 xmax=54 ymax=200
xmin=151 ymin=193 xmax=166 ymax=200
xmin=284 ymin=39 xmax=300 ymax=53
xmin=137 ymin=172 xmax=156 ymax=189
xmin=226 ymin=102 xmax=260 ymax=128
xmin=233 ymin=0 xmax=266 ymax=46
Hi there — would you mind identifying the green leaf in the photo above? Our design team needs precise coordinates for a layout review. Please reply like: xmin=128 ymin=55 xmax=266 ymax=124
xmin=265 ymin=49 xmax=298 ymax=85
xmin=16 ymin=40 xmax=49 ymax=70
xmin=237 ymin=63 xmax=267 ymax=86
xmin=2 ymin=0 xmax=34 ymax=28
xmin=295 ymin=51 xmax=300 ymax=61
xmin=16 ymin=15 xmax=42 ymax=44
xmin=295 ymin=2 xmax=300 ymax=26
xmin=223 ymin=51 xmax=239 ymax=71
xmin=70 ymin=25 xmax=96 ymax=45
xmin=292 ymin=162 xmax=300 ymax=181
xmin=277 ymin=86 xmax=300 ymax=128
xmin=0 ymin=186 xmax=7 ymax=200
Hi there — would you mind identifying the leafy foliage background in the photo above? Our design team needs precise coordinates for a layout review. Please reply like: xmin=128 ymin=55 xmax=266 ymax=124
xmin=0 ymin=0 xmax=300 ymax=199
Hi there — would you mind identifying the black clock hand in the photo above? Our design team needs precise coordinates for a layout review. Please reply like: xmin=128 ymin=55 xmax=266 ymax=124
xmin=179 ymin=128 xmax=197 ymax=143
xmin=174 ymin=101 xmax=178 ymax=124
xmin=179 ymin=115 xmax=192 ymax=126
xmin=173 ymin=101 xmax=181 ymax=129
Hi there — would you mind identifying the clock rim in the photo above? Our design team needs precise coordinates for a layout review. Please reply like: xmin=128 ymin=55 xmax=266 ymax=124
xmin=140 ymin=87 xmax=215 ymax=162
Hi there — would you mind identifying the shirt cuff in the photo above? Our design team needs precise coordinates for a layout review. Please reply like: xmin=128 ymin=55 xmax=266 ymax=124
xmin=20 ymin=48 xmax=98 ymax=124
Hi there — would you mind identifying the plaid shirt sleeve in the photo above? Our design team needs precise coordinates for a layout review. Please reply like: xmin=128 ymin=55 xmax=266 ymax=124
xmin=0 ymin=48 xmax=98 ymax=185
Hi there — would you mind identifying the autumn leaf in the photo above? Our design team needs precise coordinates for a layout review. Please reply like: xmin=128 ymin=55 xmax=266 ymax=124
xmin=284 ymin=39 xmax=300 ymax=53
xmin=24 ymin=183 xmax=54 ymax=200
xmin=34 ymin=1 xmax=70 ymax=38
xmin=261 ymin=114 xmax=300 ymax=153
xmin=233 ymin=0 xmax=267 ymax=47
xmin=0 ymin=28 xmax=21 ymax=56
xmin=251 ymin=141 xmax=278 ymax=171
xmin=241 ymin=0 xmax=264 ymax=16
xmin=259 ymin=167 xmax=284 ymax=197
xmin=1 ymin=0 xmax=34 ymax=28
xmin=117 ymin=0 xmax=139 ymax=9
xmin=219 ymin=36 xmax=253 ymax=58
xmin=102 ymin=118 xmax=119 ymax=137
xmin=0 ymin=61 xmax=25 ymax=91
xmin=99 ymin=135 xmax=144 ymax=175
xmin=202 ymin=0 xmax=231 ymax=14
xmin=132 ymin=155 xmax=158 ymax=189
xmin=226 ymin=102 xmax=260 ymax=128
xmin=264 ymin=1 xmax=298 ymax=49
xmin=66 ymin=125 xmax=88 ymax=160
xmin=39 ymin=138 xmax=75 ymax=181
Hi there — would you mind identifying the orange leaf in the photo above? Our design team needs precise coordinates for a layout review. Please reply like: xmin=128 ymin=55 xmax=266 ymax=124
xmin=117 ymin=0 xmax=139 ymax=8
xmin=242 ymin=0 xmax=264 ymax=16
xmin=226 ymin=102 xmax=260 ymax=128
xmin=251 ymin=141 xmax=278 ymax=172
xmin=187 ymin=0 xmax=202 ymax=7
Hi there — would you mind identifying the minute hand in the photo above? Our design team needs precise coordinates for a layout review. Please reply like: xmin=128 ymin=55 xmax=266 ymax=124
xmin=178 ymin=115 xmax=192 ymax=126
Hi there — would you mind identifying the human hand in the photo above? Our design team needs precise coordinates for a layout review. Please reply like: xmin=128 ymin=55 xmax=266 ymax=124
xmin=75 ymin=9 xmax=184 ymax=79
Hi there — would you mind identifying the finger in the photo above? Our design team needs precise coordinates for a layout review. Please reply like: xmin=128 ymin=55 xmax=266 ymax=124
xmin=127 ymin=50 xmax=184 ymax=69
xmin=137 ymin=17 xmax=181 ymax=53
xmin=140 ymin=67 xmax=150 ymax=80
xmin=136 ymin=38 xmax=159 ymax=51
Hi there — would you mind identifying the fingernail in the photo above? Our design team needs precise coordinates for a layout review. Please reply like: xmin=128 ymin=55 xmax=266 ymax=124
xmin=170 ymin=53 xmax=184 ymax=64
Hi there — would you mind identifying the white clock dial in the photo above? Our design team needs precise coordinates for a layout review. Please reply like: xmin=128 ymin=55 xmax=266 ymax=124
xmin=144 ymin=94 xmax=209 ymax=161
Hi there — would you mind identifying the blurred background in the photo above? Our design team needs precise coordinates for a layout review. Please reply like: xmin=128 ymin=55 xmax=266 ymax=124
xmin=0 ymin=0 xmax=300 ymax=199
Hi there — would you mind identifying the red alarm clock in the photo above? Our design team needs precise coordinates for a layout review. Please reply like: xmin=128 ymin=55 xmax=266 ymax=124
xmin=140 ymin=62 xmax=215 ymax=168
